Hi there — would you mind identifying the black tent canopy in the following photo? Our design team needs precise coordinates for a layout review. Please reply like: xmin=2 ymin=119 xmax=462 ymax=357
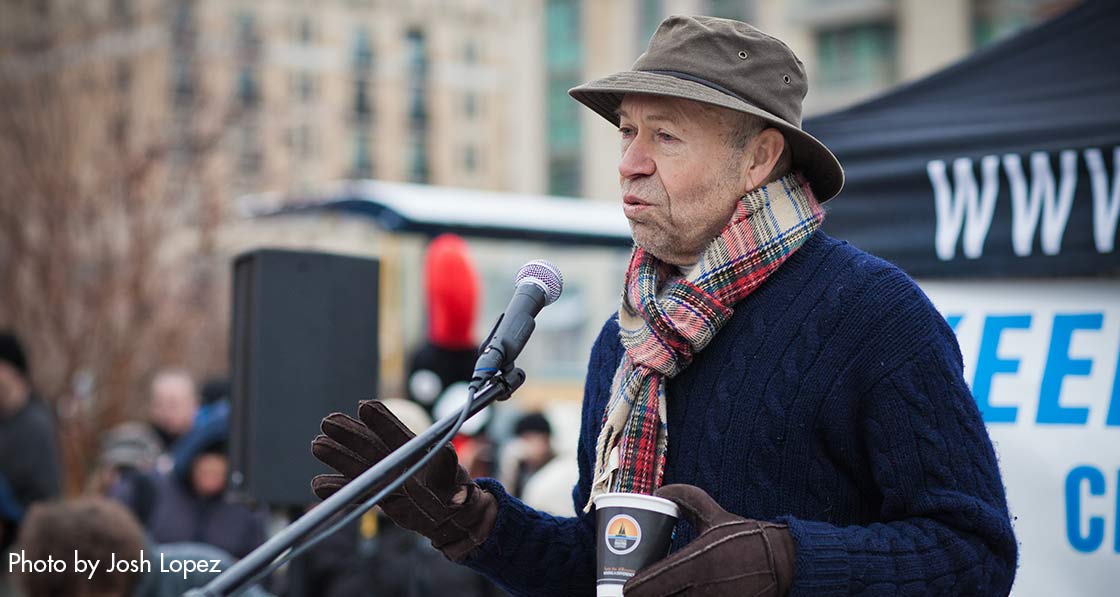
xmin=806 ymin=0 xmax=1120 ymax=278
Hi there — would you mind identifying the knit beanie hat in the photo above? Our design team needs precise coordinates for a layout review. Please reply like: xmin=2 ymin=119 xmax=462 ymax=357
xmin=0 ymin=331 xmax=28 ymax=378
xmin=514 ymin=413 xmax=552 ymax=436
xmin=98 ymin=422 xmax=163 ymax=471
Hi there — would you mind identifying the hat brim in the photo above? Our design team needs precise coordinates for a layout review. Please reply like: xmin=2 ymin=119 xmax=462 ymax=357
xmin=569 ymin=71 xmax=844 ymax=202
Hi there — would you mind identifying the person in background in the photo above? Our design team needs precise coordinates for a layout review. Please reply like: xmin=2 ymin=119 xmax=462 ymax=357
xmin=145 ymin=410 xmax=265 ymax=559
xmin=147 ymin=368 xmax=199 ymax=472
xmin=94 ymin=422 xmax=163 ymax=525
xmin=0 ymin=330 xmax=61 ymax=596
xmin=499 ymin=413 xmax=555 ymax=499
xmin=14 ymin=497 xmax=274 ymax=597
xmin=518 ymin=452 xmax=580 ymax=518
xmin=15 ymin=497 xmax=145 ymax=597
xmin=406 ymin=234 xmax=481 ymax=416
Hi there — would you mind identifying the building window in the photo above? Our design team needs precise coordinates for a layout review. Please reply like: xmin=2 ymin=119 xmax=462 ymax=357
xmin=464 ymin=40 xmax=479 ymax=64
xmin=298 ymin=71 xmax=316 ymax=102
xmin=237 ymin=13 xmax=254 ymax=40
xmin=816 ymin=22 xmax=896 ymax=90
xmin=464 ymin=145 xmax=478 ymax=173
xmin=405 ymin=29 xmax=429 ymax=183
xmin=296 ymin=124 xmax=314 ymax=159
xmin=545 ymin=0 xmax=583 ymax=197
xmin=172 ymin=1 xmax=195 ymax=49
xmin=173 ymin=60 xmax=193 ymax=105
xmin=238 ymin=124 xmax=261 ymax=174
xmin=353 ymin=26 xmax=373 ymax=71
xmin=113 ymin=0 xmax=132 ymax=26
xmin=298 ymin=17 xmax=314 ymax=44
xmin=171 ymin=3 xmax=195 ymax=108
xmin=353 ymin=27 xmax=374 ymax=123
xmin=110 ymin=112 xmax=129 ymax=146
xmin=638 ymin=0 xmax=663 ymax=52
xmin=548 ymin=156 xmax=580 ymax=198
xmin=352 ymin=133 xmax=372 ymax=178
xmin=407 ymin=136 xmax=428 ymax=183
xmin=237 ymin=68 xmax=259 ymax=107
xmin=972 ymin=0 xmax=1071 ymax=48
xmin=115 ymin=60 xmax=131 ymax=92
xmin=354 ymin=80 xmax=372 ymax=120
xmin=236 ymin=12 xmax=259 ymax=58
xmin=704 ymin=0 xmax=753 ymax=21
xmin=464 ymin=92 xmax=478 ymax=118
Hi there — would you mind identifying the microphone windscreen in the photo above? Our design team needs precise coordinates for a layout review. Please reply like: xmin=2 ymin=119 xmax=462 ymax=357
xmin=515 ymin=260 xmax=563 ymax=305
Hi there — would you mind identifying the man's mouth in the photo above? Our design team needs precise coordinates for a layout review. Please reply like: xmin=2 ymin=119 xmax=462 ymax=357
xmin=622 ymin=195 xmax=653 ymax=219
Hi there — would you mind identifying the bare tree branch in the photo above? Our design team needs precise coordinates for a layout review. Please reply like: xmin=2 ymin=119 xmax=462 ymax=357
xmin=0 ymin=10 xmax=237 ymax=493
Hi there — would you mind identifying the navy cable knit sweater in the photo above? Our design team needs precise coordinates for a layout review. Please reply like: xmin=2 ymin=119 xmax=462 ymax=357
xmin=465 ymin=232 xmax=1018 ymax=595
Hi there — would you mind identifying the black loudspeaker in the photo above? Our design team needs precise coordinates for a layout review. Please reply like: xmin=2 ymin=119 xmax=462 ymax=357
xmin=229 ymin=249 xmax=379 ymax=506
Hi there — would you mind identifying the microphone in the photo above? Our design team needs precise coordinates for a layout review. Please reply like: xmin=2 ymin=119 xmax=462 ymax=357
xmin=472 ymin=260 xmax=563 ymax=389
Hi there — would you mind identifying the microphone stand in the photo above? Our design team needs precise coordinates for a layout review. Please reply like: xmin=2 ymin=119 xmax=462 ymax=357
xmin=186 ymin=368 xmax=526 ymax=597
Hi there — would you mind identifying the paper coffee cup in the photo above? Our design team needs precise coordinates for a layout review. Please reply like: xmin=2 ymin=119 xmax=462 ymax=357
xmin=593 ymin=492 xmax=679 ymax=597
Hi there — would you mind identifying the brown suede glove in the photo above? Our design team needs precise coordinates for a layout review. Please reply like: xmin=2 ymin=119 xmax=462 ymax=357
xmin=310 ymin=400 xmax=497 ymax=562
xmin=624 ymin=484 xmax=796 ymax=597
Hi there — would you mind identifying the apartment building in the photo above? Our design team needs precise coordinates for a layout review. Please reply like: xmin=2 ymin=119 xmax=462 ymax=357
xmin=1 ymin=0 xmax=1075 ymax=204
xmin=554 ymin=0 xmax=1077 ymax=201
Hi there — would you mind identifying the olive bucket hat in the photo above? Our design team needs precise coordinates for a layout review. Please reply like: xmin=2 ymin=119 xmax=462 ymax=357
xmin=569 ymin=15 xmax=844 ymax=202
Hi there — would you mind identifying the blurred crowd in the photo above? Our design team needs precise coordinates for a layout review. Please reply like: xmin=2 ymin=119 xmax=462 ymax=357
xmin=0 ymin=234 xmax=576 ymax=597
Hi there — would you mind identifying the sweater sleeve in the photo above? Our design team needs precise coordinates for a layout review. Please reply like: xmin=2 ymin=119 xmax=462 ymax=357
xmin=781 ymin=309 xmax=1018 ymax=595
xmin=464 ymin=479 xmax=595 ymax=595
xmin=463 ymin=316 xmax=620 ymax=595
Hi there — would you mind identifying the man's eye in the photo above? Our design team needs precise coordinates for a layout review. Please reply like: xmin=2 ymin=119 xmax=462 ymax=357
xmin=657 ymin=132 xmax=677 ymax=142
xmin=619 ymin=126 xmax=635 ymax=137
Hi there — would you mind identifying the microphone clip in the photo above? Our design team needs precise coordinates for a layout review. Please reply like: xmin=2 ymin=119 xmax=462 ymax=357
xmin=471 ymin=313 xmax=520 ymax=397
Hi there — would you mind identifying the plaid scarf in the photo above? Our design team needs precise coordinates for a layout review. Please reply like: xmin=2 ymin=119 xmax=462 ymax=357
xmin=587 ymin=173 xmax=824 ymax=509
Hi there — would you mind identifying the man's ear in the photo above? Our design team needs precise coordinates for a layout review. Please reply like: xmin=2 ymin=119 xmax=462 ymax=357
xmin=742 ymin=128 xmax=785 ymax=191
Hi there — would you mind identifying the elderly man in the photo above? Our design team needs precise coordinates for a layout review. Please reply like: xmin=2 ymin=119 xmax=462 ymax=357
xmin=148 ymin=369 xmax=200 ymax=454
xmin=312 ymin=16 xmax=1017 ymax=596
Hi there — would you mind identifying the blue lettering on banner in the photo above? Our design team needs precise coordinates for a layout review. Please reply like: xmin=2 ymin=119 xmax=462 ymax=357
xmin=944 ymin=312 xmax=1120 ymax=425
xmin=1065 ymin=465 xmax=1106 ymax=553
xmin=973 ymin=315 xmax=1032 ymax=423
xmin=1038 ymin=314 xmax=1103 ymax=425
xmin=945 ymin=314 xmax=964 ymax=332
xmin=1108 ymin=348 xmax=1120 ymax=427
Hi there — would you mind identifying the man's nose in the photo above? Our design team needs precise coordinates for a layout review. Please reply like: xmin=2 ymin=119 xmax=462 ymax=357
xmin=619 ymin=137 xmax=655 ymax=179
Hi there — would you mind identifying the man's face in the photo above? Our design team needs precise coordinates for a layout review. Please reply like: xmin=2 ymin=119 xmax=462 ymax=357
xmin=191 ymin=453 xmax=229 ymax=498
xmin=617 ymin=94 xmax=750 ymax=266
xmin=149 ymin=374 xmax=198 ymax=439
xmin=517 ymin=431 xmax=552 ymax=469
xmin=0 ymin=361 xmax=28 ymax=416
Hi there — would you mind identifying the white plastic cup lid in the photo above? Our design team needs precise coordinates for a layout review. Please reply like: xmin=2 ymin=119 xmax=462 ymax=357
xmin=592 ymin=492 xmax=679 ymax=518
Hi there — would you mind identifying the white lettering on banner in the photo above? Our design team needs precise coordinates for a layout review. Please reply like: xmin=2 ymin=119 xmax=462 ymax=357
xmin=927 ymin=156 xmax=1000 ymax=260
xmin=1084 ymin=147 xmax=1120 ymax=253
xmin=927 ymin=145 xmax=1118 ymax=260
xmin=1002 ymin=150 xmax=1078 ymax=256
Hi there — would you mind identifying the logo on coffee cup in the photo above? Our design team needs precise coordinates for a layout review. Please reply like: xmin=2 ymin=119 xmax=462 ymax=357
xmin=604 ymin=514 xmax=642 ymax=555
